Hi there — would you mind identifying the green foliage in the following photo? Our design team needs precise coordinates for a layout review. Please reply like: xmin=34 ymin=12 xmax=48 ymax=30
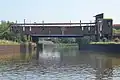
xmin=57 ymin=43 xmax=78 ymax=48
xmin=0 ymin=21 xmax=12 ymax=40
xmin=27 ymin=35 xmax=31 ymax=42
xmin=55 ymin=38 xmax=76 ymax=43
xmin=0 ymin=21 xmax=28 ymax=43
xmin=113 ymin=28 xmax=120 ymax=34
xmin=90 ymin=41 xmax=120 ymax=44
xmin=0 ymin=39 xmax=19 ymax=45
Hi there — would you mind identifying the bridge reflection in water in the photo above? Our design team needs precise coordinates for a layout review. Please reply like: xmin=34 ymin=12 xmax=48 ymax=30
xmin=36 ymin=46 xmax=120 ymax=79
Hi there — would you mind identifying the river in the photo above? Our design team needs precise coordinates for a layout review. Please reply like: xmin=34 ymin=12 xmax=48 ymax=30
xmin=0 ymin=47 xmax=120 ymax=80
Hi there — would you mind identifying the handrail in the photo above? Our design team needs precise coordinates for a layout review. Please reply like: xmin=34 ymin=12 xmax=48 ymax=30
xmin=11 ymin=22 xmax=95 ymax=26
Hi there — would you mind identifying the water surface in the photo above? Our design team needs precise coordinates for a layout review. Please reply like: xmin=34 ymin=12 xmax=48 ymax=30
xmin=0 ymin=47 xmax=120 ymax=80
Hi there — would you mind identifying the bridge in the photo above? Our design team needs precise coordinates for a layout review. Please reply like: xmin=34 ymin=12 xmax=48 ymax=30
xmin=10 ymin=13 xmax=113 ymax=42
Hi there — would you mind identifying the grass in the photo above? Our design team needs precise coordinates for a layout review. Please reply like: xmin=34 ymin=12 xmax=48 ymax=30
xmin=90 ymin=41 xmax=120 ymax=44
xmin=0 ymin=40 xmax=20 ymax=45
xmin=0 ymin=40 xmax=36 ymax=46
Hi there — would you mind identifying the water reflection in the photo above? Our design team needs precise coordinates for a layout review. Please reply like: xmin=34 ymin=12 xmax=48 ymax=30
xmin=0 ymin=47 xmax=120 ymax=80
xmin=39 ymin=45 xmax=60 ymax=59
xmin=37 ymin=47 xmax=120 ymax=80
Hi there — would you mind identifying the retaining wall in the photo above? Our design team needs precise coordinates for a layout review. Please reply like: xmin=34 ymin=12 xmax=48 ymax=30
xmin=79 ymin=44 xmax=120 ymax=53
xmin=0 ymin=43 xmax=36 ymax=59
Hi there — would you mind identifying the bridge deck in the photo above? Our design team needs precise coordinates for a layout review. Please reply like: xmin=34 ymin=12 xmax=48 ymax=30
xmin=31 ymin=34 xmax=84 ymax=37
xmin=11 ymin=22 xmax=96 ymax=38
xmin=31 ymin=34 xmax=96 ymax=37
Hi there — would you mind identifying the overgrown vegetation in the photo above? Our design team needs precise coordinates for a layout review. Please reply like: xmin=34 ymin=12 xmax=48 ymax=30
xmin=56 ymin=43 xmax=78 ymax=48
xmin=0 ymin=21 xmax=29 ymax=43
xmin=45 ymin=38 xmax=76 ymax=43
xmin=113 ymin=28 xmax=120 ymax=34
xmin=0 ymin=40 xmax=19 ymax=45
xmin=90 ymin=41 xmax=120 ymax=44
xmin=90 ymin=37 xmax=120 ymax=44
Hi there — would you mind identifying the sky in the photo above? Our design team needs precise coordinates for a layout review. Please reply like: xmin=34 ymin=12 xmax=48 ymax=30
xmin=0 ymin=0 xmax=120 ymax=24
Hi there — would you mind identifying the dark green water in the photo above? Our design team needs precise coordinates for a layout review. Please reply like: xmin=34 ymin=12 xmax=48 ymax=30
xmin=0 ymin=47 xmax=120 ymax=80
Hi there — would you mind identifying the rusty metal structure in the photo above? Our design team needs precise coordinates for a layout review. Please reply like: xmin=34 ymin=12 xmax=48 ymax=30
xmin=10 ymin=13 xmax=113 ymax=42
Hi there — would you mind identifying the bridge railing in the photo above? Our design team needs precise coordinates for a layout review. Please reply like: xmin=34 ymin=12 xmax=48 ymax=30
xmin=12 ymin=22 xmax=95 ymax=25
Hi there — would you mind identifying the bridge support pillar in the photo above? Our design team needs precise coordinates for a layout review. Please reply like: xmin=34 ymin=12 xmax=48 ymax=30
xmin=31 ymin=36 xmax=43 ymax=60
xmin=76 ymin=38 xmax=82 ymax=50
xmin=30 ymin=35 xmax=32 ymax=41
xmin=36 ymin=43 xmax=43 ymax=60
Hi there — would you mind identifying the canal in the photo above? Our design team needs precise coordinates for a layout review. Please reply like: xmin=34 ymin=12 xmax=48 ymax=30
xmin=0 ymin=47 xmax=120 ymax=80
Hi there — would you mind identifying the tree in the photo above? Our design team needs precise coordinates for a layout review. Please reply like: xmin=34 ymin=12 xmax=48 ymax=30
xmin=0 ymin=21 xmax=28 ymax=43
xmin=0 ymin=21 xmax=12 ymax=40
